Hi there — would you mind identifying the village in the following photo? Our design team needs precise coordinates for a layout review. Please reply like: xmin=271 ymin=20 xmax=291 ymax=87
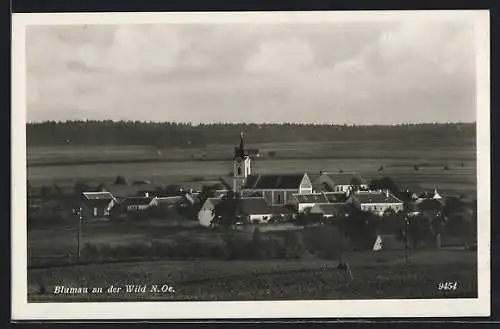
xmin=26 ymin=133 xmax=476 ymax=253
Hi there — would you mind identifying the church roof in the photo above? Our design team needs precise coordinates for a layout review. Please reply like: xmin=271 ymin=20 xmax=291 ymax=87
xmin=293 ymin=193 xmax=329 ymax=204
xmin=320 ymin=172 xmax=366 ymax=186
xmin=242 ymin=174 xmax=305 ymax=190
xmin=323 ymin=192 xmax=348 ymax=203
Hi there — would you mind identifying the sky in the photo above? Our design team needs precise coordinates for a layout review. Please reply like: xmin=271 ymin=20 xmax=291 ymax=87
xmin=26 ymin=19 xmax=477 ymax=124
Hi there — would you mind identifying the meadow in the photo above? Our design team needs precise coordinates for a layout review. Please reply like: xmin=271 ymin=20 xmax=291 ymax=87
xmin=25 ymin=135 xmax=478 ymax=302
xmin=27 ymin=137 xmax=477 ymax=198
xmin=28 ymin=250 xmax=477 ymax=302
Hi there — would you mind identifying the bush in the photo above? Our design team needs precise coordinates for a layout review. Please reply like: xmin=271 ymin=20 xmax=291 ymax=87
xmin=283 ymin=231 xmax=308 ymax=259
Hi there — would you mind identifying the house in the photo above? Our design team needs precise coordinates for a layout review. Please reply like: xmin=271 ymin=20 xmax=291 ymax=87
xmin=314 ymin=171 xmax=368 ymax=193
xmin=309 ymin=203 xmax=351 ymax=219
xmin=240 ymin=173 xmax=313 ymax=206
xmin=415 ymin=198 xmax=444 ymax=219
xmin=197 ymin=196 xmax=278 ymax=227
xmin=412 ymin=188 xmax=443 ymax=204
xmin=81 ymin=191 xmax=117 ymax=218
xmin=348 ymin=190 xmax=404 ymax=216
xmin=198 ymin=197 xmax=223 ymax=227
xmin=323 ymin=192 xmax=349 ymax=203
xmin=238 ymin=197 xmax=275 ymax=224
xmin=292 ymin=193 xmax=330 ymax=213
xmin=156 ymin=196 xmax=183 ymax=209
xmin=122 ymin=197 xmax=158 ymax=212
xmin=178 ymin=192 xmax=200 ymax=208
xmin=307 ymin=173 xmax=335 ymax=193
xmin=105 ymin=181 xmax=162 ymax=200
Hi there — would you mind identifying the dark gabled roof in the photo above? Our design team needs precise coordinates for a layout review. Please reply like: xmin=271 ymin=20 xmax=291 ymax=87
xmin=82 ymin=191 xmax=114 ymax=201
xmin=122 ymin=197 xmax=155 ymax=206
xmin=323 ymin=192 xmax=348 ymax=203
xmin=307 ymin=173 xmax=321 ymax=183
xmin=293 ymin=193 xmax=329 ymax=204
xmin=353 ymin=191 xmax=403 ymax=204
xmin=239 ymin=197 xmax=272 ymax=215
xmin=156 ymin=196 xmax=183 ymax=205
xmin=321 ymin=172 xmax=366 ymax=186
xmin=82 ymin=198 xmax=114 ymax=208
xmin=218 ymin=177 xmax=233 ymax=190
xmin=312 ymin=182 xmax=334 ymax=192
xmin=242 ymin=174 xmax=305 ymax=190
xmin=106 ymin=185 xmax=144 ymax=198
xmin=269 ymin=205 xmax=294 ymax=215
xmin=315 ymin=203 xmax=351 ymax=215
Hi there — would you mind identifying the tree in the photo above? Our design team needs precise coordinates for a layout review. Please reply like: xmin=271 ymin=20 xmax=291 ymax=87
xmin=317 ymin=226 xmax=349 ymax=260
xmin=164 ymin=184 xmax=183 ymax=197
xmin=431 ymin=216 xmax=446 ymax=248
xmin=251 ymin=227 xmax=264 ymax=259
xmin=73 ymin=182 xmax=90 ymax=195
xmin=369 ymin=177 xmax=399 ymax=195
xmin=349 ymin=177 xmax=362 ymax=192
xmin=199 ymin=184 xmax=217 ymax=205
xmin=284 ymin=231 xmax=307 ymax=259
xmin=406 ymin=215 xmax=433 ymax=248
xmin=211 ymin=191 xmax=244 ymax=228
xmin=338 ymin=207 xmax=380 ymax=249
xmin=442 ymin=197 xmax=466 ymax=218
xmin=114 ymin=175 xmax=127 ymax=185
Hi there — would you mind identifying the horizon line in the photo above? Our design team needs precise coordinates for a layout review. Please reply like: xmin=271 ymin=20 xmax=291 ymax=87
xmin=26 ymin=119 xmax=477 ymax=126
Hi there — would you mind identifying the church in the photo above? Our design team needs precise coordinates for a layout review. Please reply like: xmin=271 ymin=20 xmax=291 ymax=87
xmin=231 ymin=133 xmax=313 ymax=206
xmin=197 ymin=133 xmax=405 ymax=226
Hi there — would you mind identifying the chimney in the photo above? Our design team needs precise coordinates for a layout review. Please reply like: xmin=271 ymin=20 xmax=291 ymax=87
xmin=145 ymin=192 xmax=149 ymax=198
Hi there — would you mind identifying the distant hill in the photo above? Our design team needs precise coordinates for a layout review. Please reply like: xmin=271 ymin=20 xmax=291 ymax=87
xmin=26 ymin=121 xmax=476 ymax=148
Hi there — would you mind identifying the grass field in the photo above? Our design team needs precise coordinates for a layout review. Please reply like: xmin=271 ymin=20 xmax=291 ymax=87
xmin=27 ymin=137 xmax=477 ymax=198
xmin=28 ymin=250 xmax=477 ymax=302
xmin=27 ymin=217 xmax=478 ymax=302
xmin=25 ymin=137 xmax=478 ymax=302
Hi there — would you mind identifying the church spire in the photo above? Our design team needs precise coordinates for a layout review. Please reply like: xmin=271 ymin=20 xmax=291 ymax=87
xmin=239 ymin=132 xmax=244 ymax=154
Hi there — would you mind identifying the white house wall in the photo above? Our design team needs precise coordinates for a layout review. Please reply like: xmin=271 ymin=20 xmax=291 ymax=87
xmin=198 ymin=208 xmax=214 ymax=227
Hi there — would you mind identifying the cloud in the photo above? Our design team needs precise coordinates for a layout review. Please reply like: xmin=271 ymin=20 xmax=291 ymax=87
xmin=26 ymin=21 xmax=476 ymax=124
xmin=244 ymin=38 xmax=315 ymax=73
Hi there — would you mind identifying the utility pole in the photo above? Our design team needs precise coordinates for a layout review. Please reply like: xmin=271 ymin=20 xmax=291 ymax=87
xmin=74 ymin=207 xmax=83 ymax=261
xmin=404 ymin=216 xmax=409 ymax=264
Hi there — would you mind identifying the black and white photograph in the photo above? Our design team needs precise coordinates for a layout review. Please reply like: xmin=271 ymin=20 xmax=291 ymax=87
xmin=12 ymin=10 xmax=490 ymax=320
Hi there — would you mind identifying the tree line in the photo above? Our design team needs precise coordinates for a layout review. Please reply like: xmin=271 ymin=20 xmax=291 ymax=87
xmin=27 ymin=120 xmax=476 ymax=148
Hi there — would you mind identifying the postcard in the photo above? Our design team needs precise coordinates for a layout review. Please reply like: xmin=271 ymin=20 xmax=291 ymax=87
xmin=11 ymin=10 xmax=490 ymax=320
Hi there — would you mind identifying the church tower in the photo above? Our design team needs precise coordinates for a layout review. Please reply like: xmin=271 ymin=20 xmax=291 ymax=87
xmin=233 ymin=132 xmax=251 ymax=192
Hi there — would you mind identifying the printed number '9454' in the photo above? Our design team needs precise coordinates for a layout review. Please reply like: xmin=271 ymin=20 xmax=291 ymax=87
xmin=438 ymin=282 xmax=458 ymax=291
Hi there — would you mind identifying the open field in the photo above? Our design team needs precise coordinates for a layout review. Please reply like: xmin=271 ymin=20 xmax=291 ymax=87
xmin=25 ymin=136 xmax=478 ymax=302
xmin=28 ymin=250 xmax=477 ymax=302
xmin=27 ymin=137 xmax=477 ymax=198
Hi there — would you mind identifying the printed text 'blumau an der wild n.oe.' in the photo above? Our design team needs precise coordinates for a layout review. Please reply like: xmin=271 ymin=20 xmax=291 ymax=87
xmin=53 ymin=284 xmax=176 ymax=294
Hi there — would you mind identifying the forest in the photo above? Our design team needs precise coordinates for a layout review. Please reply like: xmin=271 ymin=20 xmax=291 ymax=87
xmin=26 ymin=120 xmax=476 ymax=148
